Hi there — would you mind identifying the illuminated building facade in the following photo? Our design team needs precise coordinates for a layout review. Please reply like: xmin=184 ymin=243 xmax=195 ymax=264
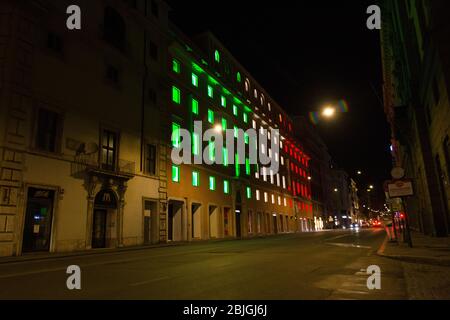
xmin=0 ymin=0 xmax=312 ymax=257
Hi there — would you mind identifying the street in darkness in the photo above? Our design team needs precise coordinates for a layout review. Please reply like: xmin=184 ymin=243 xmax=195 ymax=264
xmin=0 ymin=229 xmax=409 ymax=300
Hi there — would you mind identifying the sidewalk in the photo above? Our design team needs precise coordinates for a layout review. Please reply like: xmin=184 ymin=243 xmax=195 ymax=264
xmin=378 ymin=230 xmax=450 ymax=266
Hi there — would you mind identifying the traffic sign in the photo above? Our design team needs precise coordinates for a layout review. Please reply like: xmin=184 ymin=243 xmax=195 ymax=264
xmin=387 ymin=179 xmax=414 ymax=198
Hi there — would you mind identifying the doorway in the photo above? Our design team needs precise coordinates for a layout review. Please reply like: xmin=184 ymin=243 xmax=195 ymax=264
xmin=92 ymin=189 xmax=117 ymax=248
xmin=168 ymin=200 xmax=183 ymax=241
xmin=191 ymin=203 xmax=202 ymax=239
xmin=209 ymin=205 xmax=219 ymax=238
xmin=22 ymin=188 xmax=55 ymax=253
xmin=272 ymin=214 xmax=278 ymax=234
xmin=235 ymin=206 xmax=241 ymax=238
xmin=144 ymin=200 xmax=157 ymax=245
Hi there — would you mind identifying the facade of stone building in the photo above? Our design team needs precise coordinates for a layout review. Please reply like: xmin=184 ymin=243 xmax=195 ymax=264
xmin=0 ymin=0 xmax=313 ymax=257
xmin=381 ymin=0 xmax=449 ymax=236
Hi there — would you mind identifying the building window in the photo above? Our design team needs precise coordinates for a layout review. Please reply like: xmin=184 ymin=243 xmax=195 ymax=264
xmin=256 ymin=190 xmax=260 ymax=201
xmin=208 ymin=140 xmax=215 ymax=162
xmin=236 ymin=72 xmax=241 ymax=83
xmin=209 ymin=176 xmax=216 ymax=190
xmin=233 ymin=105 xmax=238 ymax=117
xmin=192 ymin=73 xmax=199 ymax=87
xmin=245 ymin=79 xmax=250 ymax=92
xmin=144 ymin=144 xmax=156 ymax=175
xmin=192 ymin=171 xmax=200 ymax=187
xmin=254 ymin=89 xmax=258 ymax=98
xmin=223 ymin=147 xmax=229 ymax=167
xmin=282 ymin=176 xmax=286 ymax=188
xmin=149 ymin=40 xmax=158 ymax=60
xmin=151 ymin=0 xmax=159 ymax=17
xmin=208 ymin=109 xmax=214 ymax=124
xmin=191 ymin=98 xmax=199 ymax=115
xmin=47 ymin=32 xmax=63 ymax=53
xmin=171 ymin=122 xmax=181 ymax=147
xmin=221 ymin=118 xmax=227 ymax=131
xmin=214 ymin=50 xmax=220 ymax=63
xmin=284 ymin=198 xmax=287 ymax=207
xmin=106 ymin=65 xmax=120 ymax=84
xmin=268 ymin=103 xmax=272 ymax=111
xmin=207 ymin=85 xmax=214 ymax=98
xmin=271 ymin=194 xmax=275 ymax=204
xmin=224 ymin=180 xmax=230 ymax=194
xmin=192 ymin=132 xmax=200 ymax=156
xmin=101 ymin=129 xmax=118 ymax=171
xmin=234 ymin=126 xmax=239 ymax=139
xmin=252 ymin=119 xmax=257 ymax=129
xmin=246 ymin=186 xmax=252 ymax=199
xmin=36 ymin=108 xmax=60 ymax=153
xmin=245 ymin=158 xmax=251 ymax=175
xmin=264 ymin=192 xmax=268 ymax=203
xmin=104 ymin=7 xmax=126 ymax=52
xmin=243 ymin=112 xmax=249 ymax=123
xmin=172 ymin=165 xmax=180 ymax=182
xmin=235 ymin=154 xmax=240 ymax=177
xmin=221 ymin=96 xmax=227 ymax=108
xmin=172 ymin=86 xmax=181 ymax=104
xmin=172 ymin=59 xmax=181 ymax=74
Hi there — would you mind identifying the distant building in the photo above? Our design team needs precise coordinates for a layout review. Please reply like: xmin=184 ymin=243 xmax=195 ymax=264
xmin=349 ymin=179 xmax=360 ymax=223
xmin=380 ymin=0 xmax=449 ymax=236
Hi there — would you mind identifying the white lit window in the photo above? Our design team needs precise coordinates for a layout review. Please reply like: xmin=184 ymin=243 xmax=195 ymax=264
xmin=264 ymin=192 xmax=268 ymax=203
xmin=275 ymin=152 xmax=279 ymax=163
xmin=254 ymin=89 xmax=258 ymax=98
xmin=263 ymin=167 xmax=267 ymax=182
xmin=268 ymin=131 xmax=271 ymax=140
xmin=252 ymin=119 xmax=257 ymax=129
xmin=271 ymin=194 xmax=275 ymax=204
xmin=256 ymin=190 xmax=260 ymax=201
xmin=268 ymin=103 xmax=272 ymax=111
xmin=276 ymin=174 xmax=280 ymax=187
xmin=245 ymin=79 xmax=250 ymax=92
xmin=282 ymin=176 xmax=286 ymax=189
xmin=270 ymin=170 xmax=274 ymax=184
xmin=261 ymin=143 xmax=266 ymax=155
xmin=274 ymin=136 xmax=278 ymax=145
xmin=284 ymin=198 xmax=287 ymax=207
xmin=280 ymin=140 xmax=283 ymax=149
xmin=281 ymin=156 xmax=284 ymax=165
xmin=268 ymin=148 xmax=272 ymax=158
xmin=278 ymin=196 xmax=281 ymax=206
xmin=255 ymin=170 xmax=260 ymax=179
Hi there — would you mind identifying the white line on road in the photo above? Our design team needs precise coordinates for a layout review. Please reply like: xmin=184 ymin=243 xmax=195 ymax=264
xmin=129 ymin=276 xmax=170 ymax=287
xmin=326 ymin=243 xmax=372 ymax=249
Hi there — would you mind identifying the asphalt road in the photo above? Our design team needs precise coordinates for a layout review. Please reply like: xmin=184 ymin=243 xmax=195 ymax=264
xmin=0 ymin=229 xmax=407 ymax=299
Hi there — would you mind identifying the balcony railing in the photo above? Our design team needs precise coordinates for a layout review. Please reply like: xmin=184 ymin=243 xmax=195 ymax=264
xmin=71 ymin=154 xmax=135 ymax=178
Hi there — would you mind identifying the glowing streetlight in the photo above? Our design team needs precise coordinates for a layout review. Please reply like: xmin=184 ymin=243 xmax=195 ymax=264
xmin=308 ymin=176 xmax=312 ymax=181
xmin=322 ymin=106 xmax=336 ymax=118
xmin=213 ymin=124 xmax=222 ymax=133
xmin=334 ymin=188 xmax=339 ymax=192
xmin=369 ymin=185 xmax=374 ymax=190
xmin=357 ymin=170 xmax=362 ymax=175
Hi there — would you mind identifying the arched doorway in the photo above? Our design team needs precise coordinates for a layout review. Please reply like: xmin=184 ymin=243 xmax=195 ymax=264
xmin=92 ymin=189 xmax=118 ymax=248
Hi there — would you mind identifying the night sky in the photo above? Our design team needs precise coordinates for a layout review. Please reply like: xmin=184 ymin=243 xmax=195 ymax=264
xmin=167 ymin=0 xmax=391 ymax=207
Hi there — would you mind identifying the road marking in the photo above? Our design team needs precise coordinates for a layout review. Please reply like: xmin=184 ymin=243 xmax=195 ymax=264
xmin=129 ymin=276 xmax=170 ymax=287
xmin=327 ymin=243 xmax=372 ymax=249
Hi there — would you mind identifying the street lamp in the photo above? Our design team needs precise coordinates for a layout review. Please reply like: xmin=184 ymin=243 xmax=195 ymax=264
xmin=322 ymin=106 xmax=336 ymax=118
xmin=357 ymin=170 xmax=362 ymax=175
xmin=334 ymin=188 xmax=339 ymax=192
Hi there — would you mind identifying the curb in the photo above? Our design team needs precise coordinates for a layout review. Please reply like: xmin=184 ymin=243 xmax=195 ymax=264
xmin=376 ymin=235 xmax=450 ymax=267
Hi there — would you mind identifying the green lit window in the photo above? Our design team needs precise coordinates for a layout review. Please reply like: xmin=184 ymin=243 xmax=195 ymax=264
xmin=233 ymin=105 xmax=238 ymax=116
xmin=221 ymin=118 xmax=227 ymax=131
xmin=243 ymin=112 xmax=249 ymax=123
xmin=191 ymin=98 xmax=199 ymax=115
xmin=192 ymin=132 xmax=200 ymax=155
xmin=191 ymin=73 xmax=198 ymax=87
xmin=209 ymin=176 xmax=216 ymax=190
xmin=208 ymin=109 xmax=214 ymax=124
xmin=172 ymin=122 xmax=181 ymax=147
xmin=245 ymin=158 xmax=251 ymax=175
xmin=221 ymin=96 xmax=226 ymax=108
xmin=172 ymin=86 xmax=181 ymax=104
xmin=172 ymin=59 xmax=181 ymax=74
xmin=235 ymin=154 xmax=240 ymax=177
xmin=208 ymin=85 xmax=214 ymax=98
xmin=192 ymin=171 xmax=199 ymax=187
xmin=244 ymin=133 xmax=249 ymax=144
xmin=223 ymin=147 xmax=228 ymax=167
xmin=234 ymin=126 xmax=238 ymax=138
xmin=246 ymin=186 xmax=252 ymax=199
xmin=214 ymin=50 xmax=220 ymax=63
xmin=224 ymin=180 xmax=230 ymax=194
xmin=237 ymin=72 xmax=241 ymax=83
xmin=172 ymin=165 xmax=180 ymax=182
xmin=209 ymin=140 xmax=215 ymax=162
